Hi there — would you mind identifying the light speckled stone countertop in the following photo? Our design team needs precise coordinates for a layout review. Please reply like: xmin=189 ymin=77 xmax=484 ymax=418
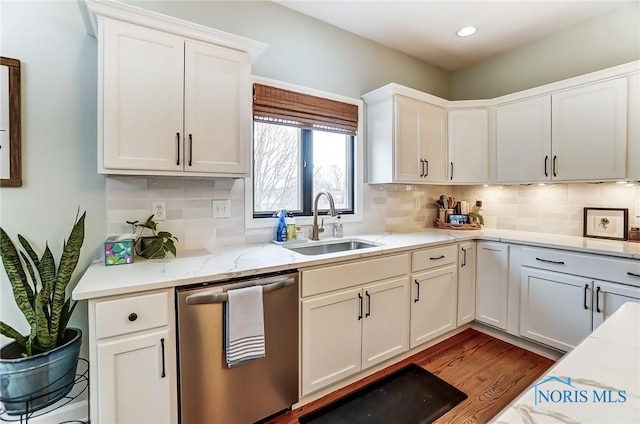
xmin=72 ymin=228 xmax=640 ymax=301
xmin=491 ymin=302 xmax=640 ymax=424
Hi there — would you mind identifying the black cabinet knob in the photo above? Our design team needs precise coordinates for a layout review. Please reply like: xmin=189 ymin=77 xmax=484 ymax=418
xmin=128 ymin=313 xmax=138 ymax=322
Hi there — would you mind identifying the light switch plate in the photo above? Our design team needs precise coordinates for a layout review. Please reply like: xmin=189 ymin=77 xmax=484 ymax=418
xmin=212 ymin=200 xmax=231 ymax=218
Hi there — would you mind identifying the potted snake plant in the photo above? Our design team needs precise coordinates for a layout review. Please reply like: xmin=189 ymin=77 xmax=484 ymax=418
xmin=0 ymin=211 xmax=85 ymax=415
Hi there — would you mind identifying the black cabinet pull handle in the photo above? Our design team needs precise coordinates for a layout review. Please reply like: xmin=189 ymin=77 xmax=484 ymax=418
xmin=595 ymin=286 xmax=602 ymax=313
xmin=365 ymin=291 xmax=371 ymax=317
xmin=535 ymin=257 xmax=565 ymax=265
xmin=414 ymin=279 xmax=420 ymax=303
xmin=544 ymin=156 xmax=548 ymax=177
xmin=552 ymin=155 xmax=557 ymax=177
xmin=160 ymin=338 xmax=166 ymax=378
xmin=425 ymin=160 xmax=428 ymax=177
xmin=583 ymin=284 xmax=589 ymax=310
xmin=419 ymin=159 xmax=425 ymax=178
xmin=430 ymin=255 xmax=445 ymax=260
xmin=128 ymin=313 xmax=137 ymax=322
xmin=188 ymin=134 xmax=193 ymax=167
xmin=628 ymin=272 xmax=640 ymax=278
xmin=176 ymin=133 xmax=180 ymax=166
xmin=461 ymin=247 xmax=467 ymax=268
xmin=358 ymin=293 xmax=363 ymax=320
xmin=450 ymin=162 xmax=453 ymax=180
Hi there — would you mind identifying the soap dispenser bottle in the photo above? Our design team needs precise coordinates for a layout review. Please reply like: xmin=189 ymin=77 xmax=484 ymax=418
xmin=276 ymin=209 xmax=288 ymax=242
xmin=333 ymin=214 xmax=343 ymax=238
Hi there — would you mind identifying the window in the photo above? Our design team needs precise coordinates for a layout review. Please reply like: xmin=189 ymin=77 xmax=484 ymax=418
xmin=252 ymin=83 xmax=358 ymax=218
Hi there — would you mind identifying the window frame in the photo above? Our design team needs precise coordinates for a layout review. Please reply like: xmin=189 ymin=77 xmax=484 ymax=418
xmin=245 ymin=77 xmax=364 ymax=230
xmin=252 ymin=127 xmax=355 ymax=219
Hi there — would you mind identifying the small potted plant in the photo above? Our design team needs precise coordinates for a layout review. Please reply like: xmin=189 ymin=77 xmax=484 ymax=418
xmin=126 ymin=215 xmax=178 ymax=259
xmin=0 ymin=211 xmax=85 ymax=415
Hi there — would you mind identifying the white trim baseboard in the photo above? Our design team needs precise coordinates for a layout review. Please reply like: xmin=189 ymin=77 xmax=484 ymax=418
xmin=471 ymin=321 xmax=564 ymax=361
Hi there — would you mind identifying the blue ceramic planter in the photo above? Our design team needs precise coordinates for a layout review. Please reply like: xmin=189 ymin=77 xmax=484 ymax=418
xmin=0 ymin=328 xmax=82 ymax=416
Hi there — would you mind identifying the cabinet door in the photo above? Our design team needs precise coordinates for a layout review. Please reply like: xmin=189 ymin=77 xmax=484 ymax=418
xmin=496 ymin=96 xmax=551 ymax=183
xmin=394 ymin=96 xmax=446 ymax=183
xmin=552 ymin=78 xmax=627 ymax=180
xmin=394 ymin=95 xmax=422 ymax=182
xmin=301 ymin=288 xmax=362 ymax=396
xmin=102 ymin=19 xmax=184 ymax=172
xmin=448 ymin=109 xmax=488 ymax=183
xmin=361 ymin=277 xmax=410 ymax=369
xmin=410 ymin=264 xmax=457 ymax=348
xmin=96 ymin=328 xmax=175 ymax=424
xmin=592 ymin=280 xmax=640 ymax=330
xmin=626 ymin=73 xmax=639 ymax=181
xmin=419 ymin=101 xmax=447 ymax=182
xmin=475 ymin=242 xmax=509 ymax=330
xmin=457 ymin=242 xmax=476 ymax=326
xmin=520 ymin=268 xmax=592 ymax=351
xmin=184 ymin=41 xmax=251 ymax=175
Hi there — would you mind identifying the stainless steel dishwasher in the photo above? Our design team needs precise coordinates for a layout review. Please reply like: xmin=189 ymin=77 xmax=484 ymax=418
xmin=176 ymin=271 xmax=299 ymax=424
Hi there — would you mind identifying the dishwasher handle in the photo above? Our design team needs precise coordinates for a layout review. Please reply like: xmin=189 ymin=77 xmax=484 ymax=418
xmin=185 ymin=276 xmax=296 ymax=305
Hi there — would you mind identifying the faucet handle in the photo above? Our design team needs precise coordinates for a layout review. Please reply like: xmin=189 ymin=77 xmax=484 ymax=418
xmin=319 ymin=218 xmax=325 ymax=233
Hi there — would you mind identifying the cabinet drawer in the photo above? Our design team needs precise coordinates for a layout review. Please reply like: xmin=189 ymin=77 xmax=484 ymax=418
xmin=411 ymin=244 xmax=457 ymax=272
xmin=520 ymin=247 xmax=640 ymax=287
xmin=95 ymin=291 xmax=170 ymax=340
xmin=302 ymin=254 xmax=409 ymax=297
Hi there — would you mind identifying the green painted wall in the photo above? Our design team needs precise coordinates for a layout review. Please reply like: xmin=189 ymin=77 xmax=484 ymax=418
xmin=450 ymin=3 xmax=640 ymax=100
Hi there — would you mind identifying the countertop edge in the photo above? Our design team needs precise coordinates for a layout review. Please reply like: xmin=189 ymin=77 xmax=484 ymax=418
xmin=72 ymin=229 xmax=640 ymax=301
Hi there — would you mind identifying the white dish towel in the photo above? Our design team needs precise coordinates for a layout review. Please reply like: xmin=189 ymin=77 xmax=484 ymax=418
xmin=225 ymin=285 xmax=265 ymax=367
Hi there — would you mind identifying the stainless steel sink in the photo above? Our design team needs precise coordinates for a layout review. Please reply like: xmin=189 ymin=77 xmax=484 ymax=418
xmin=286 ymin=239 xmax=379 ymax=256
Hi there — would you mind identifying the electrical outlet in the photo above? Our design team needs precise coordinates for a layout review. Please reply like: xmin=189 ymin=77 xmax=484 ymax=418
xmin=152 ymin=201 xmax=166 ymax=221
xmin=212 ymin=200 xmax=231 ymax=218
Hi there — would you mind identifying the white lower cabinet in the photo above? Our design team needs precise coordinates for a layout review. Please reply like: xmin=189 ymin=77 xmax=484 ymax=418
xmin=361 ymin=278 xmax=410 ymax=369
xmin=457 ymin=242 xmax=476 ymax=326
xmin=519 ymin=246 xmax=640 ymax=351
xmin=410 ymin=265 xmax=457 ymax=348
xmin=301 ymin=287 xmax=362 ymax=396
xmin=89 ymin=289 xmax=177 ymax=424
xmin=592 ymin=280 xmax=640 ymax=330
xmin=97 ymin=329 xmax=174 ymax=424
xmin=519 ymin=268 xmax=593 ymax=351
xmin=475 ymin=242 xmax=509 ymax=330
xmin=300 ymin=255 xmax=410 ymax=396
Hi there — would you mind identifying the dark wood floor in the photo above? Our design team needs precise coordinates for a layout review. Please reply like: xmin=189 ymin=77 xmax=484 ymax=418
xmin=266 ymin=328 xmax=555 ymax=424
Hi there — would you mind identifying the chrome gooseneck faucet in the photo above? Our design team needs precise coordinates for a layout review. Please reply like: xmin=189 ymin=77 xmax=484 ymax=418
xmin=311 ymin=191 xmax=338 ymax=241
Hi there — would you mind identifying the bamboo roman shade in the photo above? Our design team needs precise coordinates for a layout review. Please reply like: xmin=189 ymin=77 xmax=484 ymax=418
xmin=253 ymin=83 xmax=358 ymax=135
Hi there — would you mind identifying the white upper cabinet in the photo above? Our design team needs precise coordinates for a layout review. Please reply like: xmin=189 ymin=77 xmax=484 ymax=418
xmin=183 ymin=41 xmax=251 ymax=174
xmin=82 ymin=0 xmax=265 ymax=177
xmin=102 ymin=20 xmax=185 ymax=172
xmin=447 ymin=109 xmax=489 ymax=183
xmin=551 ymin=78 xmax=627 ymax=181
xmin=496 ymin=77 xmax=629 ymax=183
xmin=496 ymin=96 xmax=552 ymax=183
xmin=626 ymin=73 xmax=639 ymax=181
xmin=363 ymin=85 xmax=447 ymax=184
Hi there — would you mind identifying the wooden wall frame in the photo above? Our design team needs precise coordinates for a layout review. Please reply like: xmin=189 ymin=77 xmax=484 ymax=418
xmin=1 ymin=56 xmax=22 ymax=187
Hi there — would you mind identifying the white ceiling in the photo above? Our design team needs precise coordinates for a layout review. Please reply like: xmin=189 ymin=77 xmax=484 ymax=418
xmin=274 ymin=1 xmax=635 ymax=71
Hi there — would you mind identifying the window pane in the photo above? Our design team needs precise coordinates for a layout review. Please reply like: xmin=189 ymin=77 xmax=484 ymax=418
xmin=312 ymin=130 xmax=351 ymax=210
xmin=253 ymin=123 xmax=302 ymax=213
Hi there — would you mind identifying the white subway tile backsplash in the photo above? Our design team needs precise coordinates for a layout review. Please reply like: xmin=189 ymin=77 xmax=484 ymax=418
xmin=455 ymin=182 xmax=639 ymax=235
xmin=106 ymin=176 xmax=639 ymax=252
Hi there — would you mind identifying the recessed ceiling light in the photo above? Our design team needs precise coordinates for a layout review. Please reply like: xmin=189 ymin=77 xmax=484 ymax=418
xmin=457 ymin=26 xmax=477 ymax=37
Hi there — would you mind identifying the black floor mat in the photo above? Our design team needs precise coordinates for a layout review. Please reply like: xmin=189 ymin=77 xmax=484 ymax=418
xmin=298 ymin=364 xmax=467 ymax=424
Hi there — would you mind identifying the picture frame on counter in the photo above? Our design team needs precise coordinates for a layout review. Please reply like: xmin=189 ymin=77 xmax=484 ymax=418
xmin=583 ymin=207 xmax=628 ymax=241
